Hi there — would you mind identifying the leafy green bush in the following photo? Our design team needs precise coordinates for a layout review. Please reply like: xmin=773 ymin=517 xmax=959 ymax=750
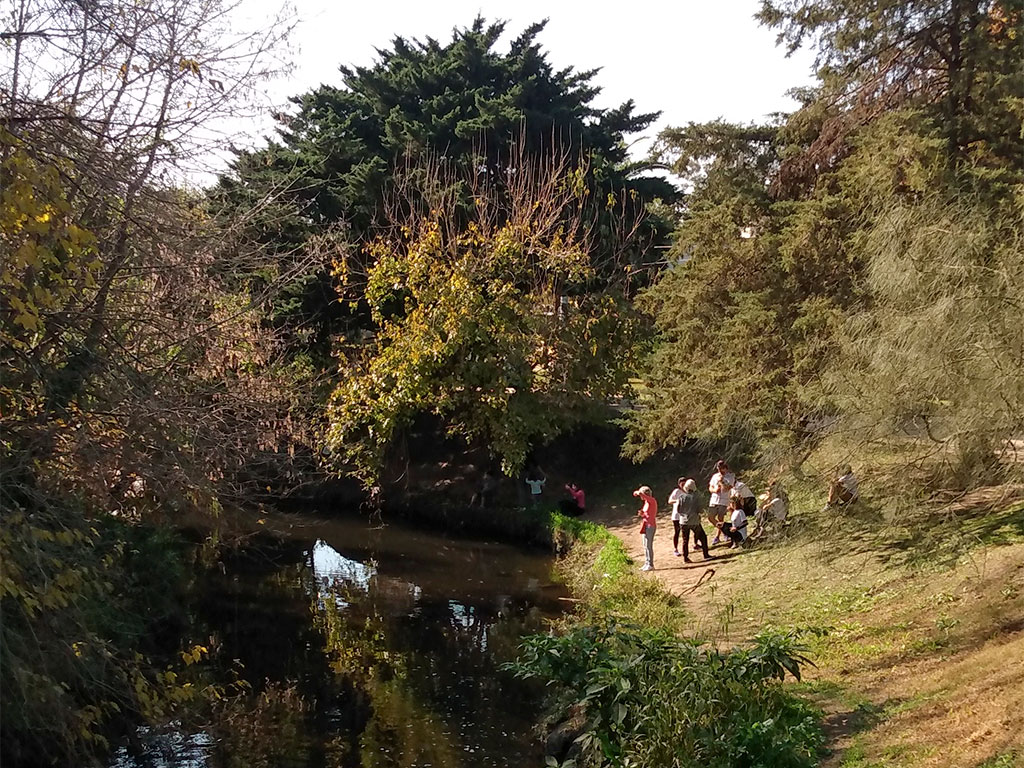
xmin=507 ymin=620 xmax=822 ymax=768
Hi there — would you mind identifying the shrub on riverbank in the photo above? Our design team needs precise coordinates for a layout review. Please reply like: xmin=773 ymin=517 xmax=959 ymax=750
xmin=510 ymin=620 xmax=821 ymax=768
xmin=0 ymin=501 xmax=197 ymax=764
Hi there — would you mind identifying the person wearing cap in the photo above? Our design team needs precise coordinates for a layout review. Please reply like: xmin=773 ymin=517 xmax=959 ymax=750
xmin=633 ymin=485 xmax=658 ymax=571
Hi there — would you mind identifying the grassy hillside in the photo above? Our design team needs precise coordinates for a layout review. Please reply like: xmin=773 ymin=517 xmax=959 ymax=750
xmin=583 ymin=456 xmax=1023 ymax=768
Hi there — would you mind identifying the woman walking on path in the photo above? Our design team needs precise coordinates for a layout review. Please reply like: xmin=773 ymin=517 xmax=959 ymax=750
xmin=633 ymin=485 xmax=658 ymax=571
xmin=708 ymin=460 xmax=735 ymax=545
xmin=672 ymin=478 xmax=710 ymax=561
xmin=668 ymin=478 xmax=687 ymax=556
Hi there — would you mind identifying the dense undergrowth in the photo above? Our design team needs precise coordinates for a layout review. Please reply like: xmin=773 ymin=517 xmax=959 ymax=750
xmin=0 ymin=499 xmax=206 ymax=763
xmin=515 ymin=512 xmax=825 ymax=768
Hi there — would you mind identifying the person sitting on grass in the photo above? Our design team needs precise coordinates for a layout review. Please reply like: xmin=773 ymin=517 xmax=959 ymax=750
xmin=633 ymin=485 xmax=658 ymax=572
xmin=560 ymin=482 xmax=586 ymax=517
xmin=826 ymin=464 xmax=859 ymax=508
xmin=753 ymin=480 xmax=788 ymax=538
xmin=717 ymin=496 xmax=749 ymax=548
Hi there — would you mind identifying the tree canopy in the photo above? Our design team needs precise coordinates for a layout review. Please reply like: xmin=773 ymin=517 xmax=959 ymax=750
xmin=217 ymin=18 xmax=677 ymax=345
xmin=627 ymin=0 xmax=1023 ymax=477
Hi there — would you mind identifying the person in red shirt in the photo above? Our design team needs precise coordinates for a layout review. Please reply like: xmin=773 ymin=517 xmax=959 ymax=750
xmin=633 ymin=485 xmax=658 ymax=571
xmin=560 ymin=483 xmax=586 ymax=516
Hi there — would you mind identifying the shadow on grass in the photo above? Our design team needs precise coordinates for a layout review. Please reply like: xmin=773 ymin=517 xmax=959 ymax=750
xmin=766 ymin=493 xmax=1024 ymax=572
xmin=794 ymin=680 xmax=897 ymax=749
xmin=877 ymin=500 xmax=1024 ymax=570
xmin=821 ymin=701 xmax=889 ymax=744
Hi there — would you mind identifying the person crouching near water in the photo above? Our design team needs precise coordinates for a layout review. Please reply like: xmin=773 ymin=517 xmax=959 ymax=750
xmin=708 ymin=460 xmax=735 ymax=545
xmin=560 ymin=482 xmax=586 ymax=517
xmin=634 ymin=485 xmax=658 ymax=571
xmin=669 ymin=478 xmax=711 ymax=562
xmin=717 ymin=496 xmax=750 ymax=548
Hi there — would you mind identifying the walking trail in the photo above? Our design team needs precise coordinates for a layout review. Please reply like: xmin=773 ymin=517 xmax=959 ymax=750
xmin=586 ymin=493 xmax=743 ymax=616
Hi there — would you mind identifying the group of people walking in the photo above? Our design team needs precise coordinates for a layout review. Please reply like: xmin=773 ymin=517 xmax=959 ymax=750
xmin=633 ymin=460 xmax=788 ymax=572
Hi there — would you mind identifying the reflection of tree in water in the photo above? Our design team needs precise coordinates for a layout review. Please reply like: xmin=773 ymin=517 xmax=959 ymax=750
xmin=312 ymin=566 xmax=549 ymax=767
xmin=389 ymin=598 xmax=548 ymax=764
xmin=116 ymin=533 xmax=550 ymax=768
xmin=314 ymin=580 xmax=462 ymax=767
xmin=357 ymin=677 xmax=461 ymax=768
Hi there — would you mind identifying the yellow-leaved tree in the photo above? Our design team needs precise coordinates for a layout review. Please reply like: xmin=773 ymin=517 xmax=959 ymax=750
xmin=326 ymin=148 xmax=647 ymax=486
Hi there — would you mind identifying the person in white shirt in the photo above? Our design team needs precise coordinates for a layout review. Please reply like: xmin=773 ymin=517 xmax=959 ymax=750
xmin=827 ymin=464 xmax=859 ymax=507
xmin=718 ymin=496 xmax=749 ymax=547
xmin=754 ymin=481 xmax=788 ymax=537
xmin=707 ymin=460 xmax=735 ymax=544
xmin=668 ymin=478 xmax=686 ymax=555
xmin=731 ymin=479 xmax=758 ymax=515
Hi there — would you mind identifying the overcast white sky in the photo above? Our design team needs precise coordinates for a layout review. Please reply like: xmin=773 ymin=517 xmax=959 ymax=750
xmin=235 ymin=0 xmax=818 ymax=161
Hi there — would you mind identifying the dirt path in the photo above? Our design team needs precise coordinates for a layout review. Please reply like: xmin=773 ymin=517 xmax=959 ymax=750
xmin=586 ymin=493 xmax=744 ymax=617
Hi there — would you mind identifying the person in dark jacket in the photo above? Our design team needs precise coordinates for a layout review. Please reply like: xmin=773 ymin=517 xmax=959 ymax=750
xmin=670 ymin=478 xmax=711 ymax=561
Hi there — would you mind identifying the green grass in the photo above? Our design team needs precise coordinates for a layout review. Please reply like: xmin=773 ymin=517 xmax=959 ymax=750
xmin=764 ymin=438 xmax=1024 ymax=574
xmin=975 ymin=751 xmax=1021 ymax=768
xmin=542 ymin=450 xmax=1024 ymax=768
xmin=547 ymin=510 xmax=688 ymax=633
xmin=837 ymin=739 xmax=939 ymax=768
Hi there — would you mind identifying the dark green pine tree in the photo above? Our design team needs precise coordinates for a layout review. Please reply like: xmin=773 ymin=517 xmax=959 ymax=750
xmin=215 ymin=17 xmax=677 ymax=350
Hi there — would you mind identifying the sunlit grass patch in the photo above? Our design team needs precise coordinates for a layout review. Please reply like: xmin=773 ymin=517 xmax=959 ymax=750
xmin=549 ymin=513 xmax=688 ymax=634
xmin=976 ymin=751 xmax=1021 ymax=768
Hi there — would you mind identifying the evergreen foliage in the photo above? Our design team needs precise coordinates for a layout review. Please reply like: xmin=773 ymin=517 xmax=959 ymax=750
xmin=629 ymin=0 xmax=1023 ymax=479
xmin=217 ymin=18 xmax=676 ymax=346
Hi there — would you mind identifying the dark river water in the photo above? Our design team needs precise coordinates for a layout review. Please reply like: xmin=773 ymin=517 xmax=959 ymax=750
xmin=108 ymin=509 xmax=567 ymax=768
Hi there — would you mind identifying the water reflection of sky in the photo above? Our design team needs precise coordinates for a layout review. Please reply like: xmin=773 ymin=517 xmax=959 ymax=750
xmin=449 ymin=599 xmax=488 ymax=652
xmin=311 ymin=538 xmax=376 ymax=589
xmin=309 ymin=539 xmax=423 ymax=610
xmin=108 ymin=517 xmax=561 ymax=768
